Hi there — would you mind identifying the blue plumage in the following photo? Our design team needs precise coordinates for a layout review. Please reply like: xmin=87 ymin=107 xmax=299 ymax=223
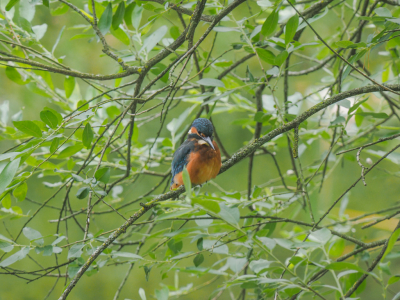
xmin=171 ymin=139 xmax=196 ymax=185
xmin=191 ymin=118 xmax=214 ymax=138
xmin=170 ymin=118 xmax=220 ymax=189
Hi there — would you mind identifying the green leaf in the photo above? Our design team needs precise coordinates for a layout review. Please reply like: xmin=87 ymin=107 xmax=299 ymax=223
xmin=167 ymin=239 xmax=182 ymax=253
xmin=256 ymin=48 xmax=276 ymax=65
xmin=43 ymin=0 xmax=49 ymax=7
xmin=42 ymin=245 xmax=54 ymax=256
xmin=140 ymin=26 xmax=168 ymax=53
xmin=123 ymin=2 xmax=134 ymax=26
xmin=40 ymin=110 xmax=58 ymax=129
xmin=213 ymin=26 xmax=240 ymax=32
xmin=35 ymin=72 xmax=52 ymax=89
xmin=193 ymin=253 xmax=204 ymax=267
xmin=0 ymin=247 xmax=30 ymax=267
xmin=50 ymin=137 xmax=60 ymax=153
xmin=68 ymin=243 xmax=84 ymax=259
xmin=2 ymin=194 xmax=11 ymax=209
xmin=355 ymin=112 xmax=389 ymax=119
xmin=298 ymin=7 xmax=328 ymax=31
xmin=375 ymin=7 xmax=392 ymax=17
xmin=0 ymin=234 xmax=13 ymax=243
xmin=341 ymin=49 xmax=367 ymax=83
xmin=112 ymin=252 xmax=143 ymax=259
xmin=67 ymin=158 xmax=75 ymax=170
xmin=70 ymin=34 xmax=95 ymax=41
xmin=274 ymin=50 xmax=288 ymax=66
xmin=112 ymin=2 xmax=125 ymax=30
xmin=23 ymin=227 xmax=43 ymax=246
xmin=6 ymin=67 xmax=26 ymax=85
xmin=246 ymin=65 xmax=255 ymax=82
xmin=10 ymin=206 xmax=23 ymax=216
xmin=388 ymin=275 xmax=400 ymax=285
xmin=76 ymin=187 xmax=90 ymax=199
xmin=197 ymin=237 xmax=203 ymax=251
xmin=57 ymin=145 xmax=83 ymax=159
xmin=192 ymin=198 xmax=220 ymax=213
xmin=218 ymin=203 xmax=240 ymax=227
xmin=13 ymin=182 xmax=27 ymax=202
xmin=19 ymin=17 xmax=33 ymax=33
xmin=0 ymin=241 xmax=14 ymax=253
xmin=261 ymin=9 xmax=279 ymax=36
xmin=382 ymin=66 xmax=390 ymax=83
xmin=253 ymin=111 xmax=264 ymax=123
xmin=197 ymin=78 xmax=225 ymax=87
xmin=335 ymin=40 xmax=354 ymax=48
xmin=76 ymin=100 xmax=89 ymax=111
xmin=111 ymin=27 xmax=130 ymax=45
xmin=308 ymin=228 xmax=332 ymax=245
xmin=155 ymin=208 xmax=195 ymax=221
xmin=131 ymin=5 xmax=143 ymax=29
xmin=325 ymin=262 xmax=366 ymax=274
xmin=337 ymin=99 xmax=351 ymax=108
xmin=285 ymin=14 xmax=299 ymax=45
xmin=355 ymin=108 xmax=364 ymax=127
xmin=383 ymin=228 xmax=400 ymax=261
xmin=71 ymin=174 xmax=84 ymax=182
xmin=33 ymin=24 xmax=48 ymax=40
xmin=5 ymin=0 xmax=19 ymax=11
xmin=392 ymin=291 xmax=400 ymax=300
xmin=348 ymin=98 xmax=368 ymax=115
xmin=139 ymin=288 xmax=147 ymax=300
xmin=182 ymin=167 xmax=191 ymax=193
xmin=331 ymin=116 xmax=346 ymax=125
xmin=26 ymin=82 xmax=51 ymax=98
xmin=257 ymin=236 xmax=276 ymax=250
xmin=98 ymin=3 xmax=113 ymax=35
xmin=254 ymin=112 xmax=271 ymax=123
xmin=170 ymin=26 xmax=180 ymax=40
xmin=43 ymin=107 xmax=62 ymax=125
xmin=95 ymin=189 xmax=107 ymax=196
xmin=51 ymin=3 xmax=69 ymax=15
xmin=13 ymin=121 xmax=42 ymax=137
xmin=82 ymin=123 xmax=94 ymax=148
xmin=52 ymin=236 xmax=66 ymax=245
xmin=64 ymin=76 xmax=75 ymax=98
xmin=95 ymin=168 xmax=110 ymax=184
xmin=0 ymin=158 xmax=21 ymax=196
xmin=155 ymin=287 xmax=169 ymax=300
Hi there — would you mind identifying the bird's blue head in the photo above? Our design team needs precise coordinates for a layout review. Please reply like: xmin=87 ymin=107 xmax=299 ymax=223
xmin=188 ymin=118 xmax=215 ymax=150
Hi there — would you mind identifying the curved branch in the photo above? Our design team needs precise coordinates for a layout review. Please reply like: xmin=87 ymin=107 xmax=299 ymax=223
xmin=57 ymin=82 xmax=400 ymax=300
xmin=0 ymin=55 xmax=139 ymax=80
xmin=142 ymin=0 xmax=215 ymax=22
xmin=217 ymin=0 xmax=336 ymax=80
xmin=379 ymin=0 xmax=400 ymax=5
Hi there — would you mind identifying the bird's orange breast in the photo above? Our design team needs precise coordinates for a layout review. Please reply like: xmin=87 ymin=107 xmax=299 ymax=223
xmin=186 ymin=141 xmax=221 ymax=185
xmin=170 ymin=141 xmax=222 ymax=190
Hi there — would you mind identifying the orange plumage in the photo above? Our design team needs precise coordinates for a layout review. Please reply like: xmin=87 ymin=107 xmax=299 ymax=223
xmin=170 ymin=118 xmax=222 ymax=190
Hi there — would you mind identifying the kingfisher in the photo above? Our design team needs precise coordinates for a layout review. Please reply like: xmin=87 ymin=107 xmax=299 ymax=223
xmin=170 ymin=118 xmax=222 ymax=190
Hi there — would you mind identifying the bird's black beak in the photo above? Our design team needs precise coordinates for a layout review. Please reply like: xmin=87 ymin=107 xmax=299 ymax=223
xmin=201 ymin=136 xmax=215 ymax=150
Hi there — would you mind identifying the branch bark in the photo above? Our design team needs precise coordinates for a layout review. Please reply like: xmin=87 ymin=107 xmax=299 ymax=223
xmin=58 ymin=82 xmax=400 ymax=299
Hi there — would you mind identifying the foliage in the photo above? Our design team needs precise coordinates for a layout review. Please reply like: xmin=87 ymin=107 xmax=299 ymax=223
xmin=1 ymin=0 xmax=400 ymax=299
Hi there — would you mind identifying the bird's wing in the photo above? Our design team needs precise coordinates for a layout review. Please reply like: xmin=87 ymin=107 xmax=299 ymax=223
xmin=171 ymin=139 xmax=196 ymax=183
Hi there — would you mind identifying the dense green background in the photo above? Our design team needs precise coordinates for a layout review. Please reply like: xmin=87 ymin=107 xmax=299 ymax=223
xmin=1 ymin=0 xmax=400 ymax=299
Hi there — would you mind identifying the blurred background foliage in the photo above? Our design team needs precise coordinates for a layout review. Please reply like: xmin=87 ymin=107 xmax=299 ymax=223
xmin=1 ymin=0 xmax=400 ymax=299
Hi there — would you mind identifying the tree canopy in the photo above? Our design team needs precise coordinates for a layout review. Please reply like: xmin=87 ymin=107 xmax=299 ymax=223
xmin=1 ymin=0 xmax=400 ymax=299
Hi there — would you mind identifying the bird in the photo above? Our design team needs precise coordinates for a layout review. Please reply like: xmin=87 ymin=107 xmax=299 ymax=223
xmin=170 ymin=118 xmax=222 ymax=190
